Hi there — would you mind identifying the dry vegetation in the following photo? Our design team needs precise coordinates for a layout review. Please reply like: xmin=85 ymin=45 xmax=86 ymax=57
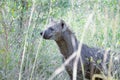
xmin=0 ymin=0 xmax=120 ymax=80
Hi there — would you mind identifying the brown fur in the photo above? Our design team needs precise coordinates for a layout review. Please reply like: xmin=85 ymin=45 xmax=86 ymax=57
xmin=40 ymin=19 xmax=111 ymax=80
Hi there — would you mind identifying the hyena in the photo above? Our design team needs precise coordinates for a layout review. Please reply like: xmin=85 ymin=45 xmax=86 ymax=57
xmin=40 ymin=19 xmax=119 ymax=80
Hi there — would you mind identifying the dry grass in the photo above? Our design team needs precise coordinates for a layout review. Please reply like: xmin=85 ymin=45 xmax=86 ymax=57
xmin=0 ymin=0 xmax=120 ymax=80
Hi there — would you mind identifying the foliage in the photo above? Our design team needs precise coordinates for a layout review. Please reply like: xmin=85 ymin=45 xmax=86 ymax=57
xmin=0 ymin=0 xmax=120 ymax=80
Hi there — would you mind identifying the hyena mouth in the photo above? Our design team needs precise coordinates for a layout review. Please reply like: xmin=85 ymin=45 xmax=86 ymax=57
xmin=40 ymin=32 xmax=52 ymax=39
xmin=43 ymin=35 xmax=52 ymax=39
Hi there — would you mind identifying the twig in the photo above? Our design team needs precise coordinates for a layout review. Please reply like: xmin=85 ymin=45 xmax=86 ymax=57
xmin=18 ymin=0 xmax=35 ymax=80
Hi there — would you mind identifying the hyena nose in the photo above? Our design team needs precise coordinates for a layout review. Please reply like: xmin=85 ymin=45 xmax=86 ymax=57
xmin=40 ymin=32 xmax=43 ymax=36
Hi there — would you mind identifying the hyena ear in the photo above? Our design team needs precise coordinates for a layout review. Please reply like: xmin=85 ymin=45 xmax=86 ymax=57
xmin=60 ymin=20 xmax=67 ymax=32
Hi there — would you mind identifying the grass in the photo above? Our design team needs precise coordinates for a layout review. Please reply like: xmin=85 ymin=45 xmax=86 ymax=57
xmin=0 ymin=0 xmax=120 ymax=80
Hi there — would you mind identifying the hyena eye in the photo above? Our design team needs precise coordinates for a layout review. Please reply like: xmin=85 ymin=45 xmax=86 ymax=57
xmin=49 ymin=27 xmax=54 ymax=31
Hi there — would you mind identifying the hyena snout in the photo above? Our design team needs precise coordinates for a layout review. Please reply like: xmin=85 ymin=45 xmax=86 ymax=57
xmin=40 ymin=29 xmax=53 ymax=39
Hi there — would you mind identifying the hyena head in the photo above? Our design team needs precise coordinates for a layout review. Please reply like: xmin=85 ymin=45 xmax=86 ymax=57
xmin=40 ymin=19 xmax=67 ymax=41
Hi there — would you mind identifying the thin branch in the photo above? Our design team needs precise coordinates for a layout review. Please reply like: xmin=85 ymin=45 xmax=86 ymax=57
xmin=18 ymin=0 xmax=35 ymax=80
xmin=30 ymin=0 xmax=52 ymax=79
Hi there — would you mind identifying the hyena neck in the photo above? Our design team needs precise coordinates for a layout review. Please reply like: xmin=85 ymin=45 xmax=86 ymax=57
xmin=55 ymin=29 xmax=78 ymax=59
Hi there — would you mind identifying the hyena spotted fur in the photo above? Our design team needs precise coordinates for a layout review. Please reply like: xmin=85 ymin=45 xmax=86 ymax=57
xmin=40 ymin=18 xmax=120 ymax=80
